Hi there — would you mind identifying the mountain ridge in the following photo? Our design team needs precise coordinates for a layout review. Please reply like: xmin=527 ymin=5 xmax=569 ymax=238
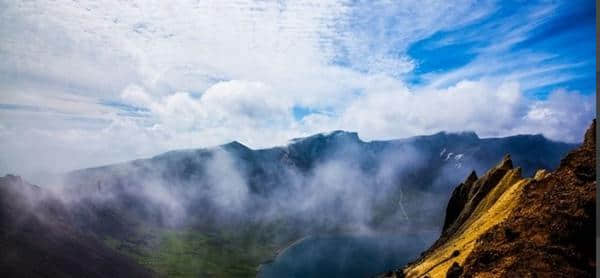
xmin=70 ymin=130 xmax=574 ymax=177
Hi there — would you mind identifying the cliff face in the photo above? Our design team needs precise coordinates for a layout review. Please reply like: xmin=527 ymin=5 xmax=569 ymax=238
xmin=382 ymin=120 xmax=596 ymax=278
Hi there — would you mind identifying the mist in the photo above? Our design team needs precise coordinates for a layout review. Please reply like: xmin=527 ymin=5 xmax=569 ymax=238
xmin=37 ymin=130 xmax=537 ymax=237
xmin=14 ymin=129 xmax=572 ymax=236
xmin=0 ymin=128 xmax=576 ymax=278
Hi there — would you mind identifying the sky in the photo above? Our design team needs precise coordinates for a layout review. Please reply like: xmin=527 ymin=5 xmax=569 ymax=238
xmin=0 ymin=0 xmax=596 ymax=177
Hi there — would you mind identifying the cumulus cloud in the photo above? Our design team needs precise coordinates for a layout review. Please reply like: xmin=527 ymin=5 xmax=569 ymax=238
xmin=118 ymin=80 xmax=297 ymax=144
xmin=121 ymin=84 xmax=154 ymax=108
xmin=339 ymin=80 xmax=523 ymax=139
xmin=301 ymin=79 xmax=594 ymax=142
xmin=520 ymin=89 xmax=595 ymax=142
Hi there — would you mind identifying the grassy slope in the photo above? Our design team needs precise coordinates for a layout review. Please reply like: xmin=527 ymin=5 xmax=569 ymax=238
xmin=104 ymin=223 xmax=299 ymax=278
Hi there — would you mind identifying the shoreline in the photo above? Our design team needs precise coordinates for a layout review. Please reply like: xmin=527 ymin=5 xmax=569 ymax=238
xmin=256 ymin=235 xmax=311 ymax=275
xmin=274 ymin=235 xmax=310 ymax=259
xmin=254 ymin=229 xmax=439 ymax=276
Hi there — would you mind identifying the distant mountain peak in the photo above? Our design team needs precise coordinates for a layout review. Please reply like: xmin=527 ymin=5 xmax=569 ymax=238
xmin=326 ymin=130 xmax=358 ymax=137
xmin=290 ymin=130 xmax=361 ymax=144
xmin=433 ymin=131 xmax=479 ymax=140
xmin=220 ymin=140 xmax=251 ymax=152
xmin=223 ymin=140 xmax=246 ymax=147
xmin=2 ymin=174 xmax=23 ymax=184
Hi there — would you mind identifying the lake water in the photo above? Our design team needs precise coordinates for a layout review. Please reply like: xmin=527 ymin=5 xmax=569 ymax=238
xmin=258 ymin=233 xmax=435 ymax=278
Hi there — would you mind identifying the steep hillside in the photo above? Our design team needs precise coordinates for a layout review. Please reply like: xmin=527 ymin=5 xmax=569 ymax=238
xmin=0 ymin=175 xmax=154 ymax=278
xmin=381 ymin=120 xmax=596 ymax=278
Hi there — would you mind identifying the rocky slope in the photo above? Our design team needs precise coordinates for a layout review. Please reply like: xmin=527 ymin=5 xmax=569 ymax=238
xmin=0 ymin=175 xmax=154 ymax=278
xmin=380 ymin=120 xmax=596 ymax=278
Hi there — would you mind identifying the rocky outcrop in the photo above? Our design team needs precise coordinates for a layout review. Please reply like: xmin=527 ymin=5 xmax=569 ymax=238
xmin=442 ymin=171 xmax=478 ymax=233
xmin=380 ymin=120 xmax=596 ymax=278
xmin=458 ymin=119 xmax=596 ymax=277
xmin=441 ymin=155 xmax=513 ymax=240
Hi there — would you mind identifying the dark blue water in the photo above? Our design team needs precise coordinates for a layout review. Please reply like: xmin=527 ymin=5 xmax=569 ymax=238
xmin=259 ymin=233 xmax=434 ymax=278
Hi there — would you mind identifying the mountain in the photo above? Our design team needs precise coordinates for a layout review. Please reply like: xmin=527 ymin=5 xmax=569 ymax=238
xmin=64 ymin=129 xmax=576 ymax=232
xmin=380 ymin=120 xmax=596 ymax=278
xmin=0 ymin=175 xmax=153 ymax=278
xmin=0 ymin=129 xmax=578 ymax=277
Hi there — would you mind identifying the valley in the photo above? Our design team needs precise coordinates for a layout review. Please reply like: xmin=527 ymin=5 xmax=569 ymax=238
xmin=0 ymin=130 xmax=577 ymax=277
xmin=1 ymin=1 xmax=595 ymax=277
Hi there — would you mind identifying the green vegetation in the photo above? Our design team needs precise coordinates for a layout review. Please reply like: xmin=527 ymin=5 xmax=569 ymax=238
xmin=104 ymin=229 xmax=272 ymax=277
xmin=104 ymin=223 xmax=300 ymax=278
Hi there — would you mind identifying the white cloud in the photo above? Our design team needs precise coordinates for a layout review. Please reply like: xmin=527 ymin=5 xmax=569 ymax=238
xmin=520 ymin=89 xmax=595 ymax=142
xmin=117 ymin=80 xmax=297 ymax=142
xmin=332 ymin=79 xmax=593 ymax=142
xmin=121 ymin=84 xmax=154 ymax=108
xmin=0 ymin=0 xmax=595 ymax=178
xmin=0 ymin=78 xmax=593 ymax=180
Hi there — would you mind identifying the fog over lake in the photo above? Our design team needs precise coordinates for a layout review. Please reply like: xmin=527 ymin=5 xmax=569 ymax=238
xmin=259 ymin=232 xmax=437 ymax=278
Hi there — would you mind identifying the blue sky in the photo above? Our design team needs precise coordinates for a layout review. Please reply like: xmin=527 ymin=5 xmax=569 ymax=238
xmin=406 ymin=0 xmax=595 ymax=97
xmin=0 ymin=0 xmax=596 ymax=177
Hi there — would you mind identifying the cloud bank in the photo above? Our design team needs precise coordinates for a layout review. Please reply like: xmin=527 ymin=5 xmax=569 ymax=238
xmin=0 ymin=0 xmax=595 ymax=178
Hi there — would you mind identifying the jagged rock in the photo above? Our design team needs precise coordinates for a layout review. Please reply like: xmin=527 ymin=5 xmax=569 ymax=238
xmin=460 ymin=119 xmax=596 ymax=277
xmin=442 ymin=171 xmax=477 ymax=233
xmin=446 ymin=262 xmax=463 ymax=278
xmin=533 ymin=169 xmax=549 ymax=180
xmin=503 ymin=227 xmax=519 ymax=241
xmin=379 ymin=120 xmax=596 ymax=278
xmin=436 ymin=154 xmax=514 ymax=246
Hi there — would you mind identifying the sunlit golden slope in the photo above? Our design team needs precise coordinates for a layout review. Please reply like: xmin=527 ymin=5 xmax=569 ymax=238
xmin=404 ymin=156 xmax=531 ymax=278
